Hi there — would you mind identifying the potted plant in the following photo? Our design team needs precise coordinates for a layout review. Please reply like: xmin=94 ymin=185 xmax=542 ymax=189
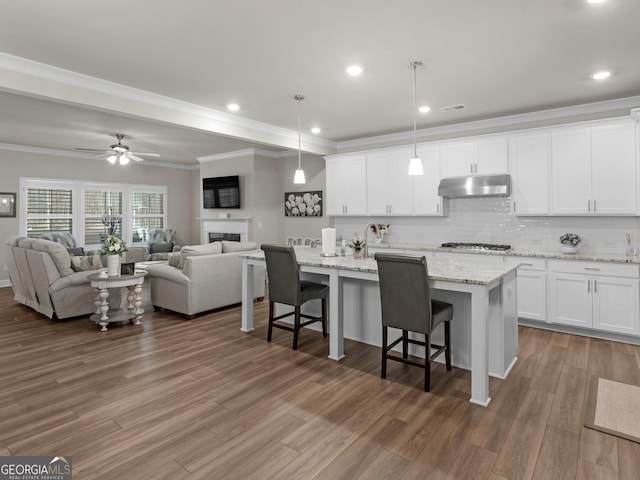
xmin=101 ymin=235 xmax=128 ymax=276
xmin=350 ymin=235 xmax=366 ymax=258
xmin=560 ymin=233 xmax=581 ymax=254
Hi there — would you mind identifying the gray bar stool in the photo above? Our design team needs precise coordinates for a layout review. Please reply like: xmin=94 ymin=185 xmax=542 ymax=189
xmin=261 ymin=244 xmax=328 ymax=349
xmin=374 ymin=253 xmax=453 ymax=391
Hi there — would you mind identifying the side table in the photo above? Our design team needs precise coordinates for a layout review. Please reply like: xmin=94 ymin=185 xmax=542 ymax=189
xmin=87 ymin=272 xmax=147 ymax=331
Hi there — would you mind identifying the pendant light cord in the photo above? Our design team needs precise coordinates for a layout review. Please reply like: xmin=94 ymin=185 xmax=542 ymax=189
xmin=298 ymin=97 xmax=302 ymax=169
xmin=412 ymin=62 xmax=418 ymax=158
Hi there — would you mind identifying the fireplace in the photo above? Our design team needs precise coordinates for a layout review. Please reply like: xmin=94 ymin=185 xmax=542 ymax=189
xmin=209 ymin=232 xmax=241 ymax=242
xmin=201 ymin=218 xmax=250 ymax=243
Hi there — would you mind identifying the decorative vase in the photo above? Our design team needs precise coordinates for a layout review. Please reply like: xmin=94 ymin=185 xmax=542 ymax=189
xmin=561 ymin=244 xmax=580 ymax=254
xmin=375 ymin=233 xmax=384 ymax=244
xmin=353 ymin=249 xmax=365 ymax=259
xmin=107 ymin=254 xmax=120 ymax=276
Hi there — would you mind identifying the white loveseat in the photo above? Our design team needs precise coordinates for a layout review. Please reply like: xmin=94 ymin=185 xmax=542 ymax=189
xmin=144 ymin=241 xmax=265 ymax=319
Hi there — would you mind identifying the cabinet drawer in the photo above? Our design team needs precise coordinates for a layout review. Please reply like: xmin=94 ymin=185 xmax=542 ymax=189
xmin=504 ymin=256 xmax=545 ymax=271
xmin=548 ymin=260 xmax=640 ymax=278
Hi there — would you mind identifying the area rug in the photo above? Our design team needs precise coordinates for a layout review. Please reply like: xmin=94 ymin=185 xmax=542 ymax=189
xmin=584 ymin=376 xmax=640 ymax=444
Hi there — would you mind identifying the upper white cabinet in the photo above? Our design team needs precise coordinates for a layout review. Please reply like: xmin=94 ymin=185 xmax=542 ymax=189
xmin=441 ymin=136 xmax=508 ymax=177
xmin=510 ymin=133 xmax=550 ymax=215
xmin=551 ymin=120 xmax=637 ymax=215
xmin=366 ymin=148 xmax=413 ymax=215
xmin=412 ymin=145 xmax=445 ymax=216
xmin=325 ymin=154 xmax=367 ymax=216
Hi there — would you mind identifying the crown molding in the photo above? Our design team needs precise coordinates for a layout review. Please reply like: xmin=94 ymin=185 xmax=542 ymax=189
xmin=337 ymin=95 xmax=640 ymax=150
xmin=0 ymin=142 xmax=198 ymax=170
xmin=0 ymin=52 xmax=337 ymax=155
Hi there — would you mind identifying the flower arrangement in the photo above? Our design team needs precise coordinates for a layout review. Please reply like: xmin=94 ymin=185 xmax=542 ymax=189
xmin=101 ymin=235 xmax=127 ymax=256
xmin=370 ymin=223 xmax=390 ymax=235
xmin=350 ymin=235 xmax=366 ymax=252
xmin=560 ymin=233 xmax=581 ymax=246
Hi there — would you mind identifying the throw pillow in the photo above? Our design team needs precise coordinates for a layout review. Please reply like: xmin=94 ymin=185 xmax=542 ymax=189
xmin=221 ymin=241 xmax=257 ymax=253
xmin=178 ymin=242 xmax=222 ymax=269
xmin=67 ymin=246 xmax=86 ymax=256
xmin=168 ymin=251 xmax=181 ymax=268
xmin=149 ymin=242 xmax=174 ymax=254
xmin=70 ymin=254 xmax=103 ymax=272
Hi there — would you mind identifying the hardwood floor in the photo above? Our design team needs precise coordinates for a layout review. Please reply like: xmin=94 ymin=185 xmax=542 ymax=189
xmin=1 ymin=286 xmax=639 ymax=479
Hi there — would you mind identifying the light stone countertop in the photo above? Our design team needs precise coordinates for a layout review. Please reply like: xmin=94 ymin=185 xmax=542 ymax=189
xmin=368 ymin=242 xmax=640 ymax=264
xmin=242 ymin=248 xmax=518 ymax=286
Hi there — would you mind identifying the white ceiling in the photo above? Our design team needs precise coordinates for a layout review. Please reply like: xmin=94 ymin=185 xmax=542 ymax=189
xmin=1 ymin=0 xmax=639 ymax=166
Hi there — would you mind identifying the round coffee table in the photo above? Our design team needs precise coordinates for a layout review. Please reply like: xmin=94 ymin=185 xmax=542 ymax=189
xmin=87 ymin=272 xmax=147 ymax=331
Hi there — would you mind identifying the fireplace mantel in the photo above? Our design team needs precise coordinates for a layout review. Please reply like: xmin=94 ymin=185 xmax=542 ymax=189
xmin=200 ymin=217 xmax=251 ymax=243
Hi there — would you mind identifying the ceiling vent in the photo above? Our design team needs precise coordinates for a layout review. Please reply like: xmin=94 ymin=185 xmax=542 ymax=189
xmin=441 ymin=104 xmax=466 ymax=112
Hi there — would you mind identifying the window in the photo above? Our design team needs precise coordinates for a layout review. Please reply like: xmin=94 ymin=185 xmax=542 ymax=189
xmin=20 ymin=178 xmax=167 ymax=248
xmin=23 ymin=180 xmax=74 ymax=238
xmin=84 ymin=186 xmax=124 ymax=245
xmin=131 ymin=190 xmax=165 ymax=243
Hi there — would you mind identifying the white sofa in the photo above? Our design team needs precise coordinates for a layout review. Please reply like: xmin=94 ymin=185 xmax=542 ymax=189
xmin=3 ymin=236 xmax=120 ymax=319
xmin=144 ymin=241 xmax=265 ymax=319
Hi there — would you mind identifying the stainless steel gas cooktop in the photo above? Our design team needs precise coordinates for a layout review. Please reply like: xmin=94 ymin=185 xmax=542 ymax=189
xmin=440 ymin=242 xmax=512 ymax=251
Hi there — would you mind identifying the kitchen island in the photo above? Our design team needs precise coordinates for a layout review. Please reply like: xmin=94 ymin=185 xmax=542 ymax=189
xmin=240 ymin=247 xmax=518 ymax=406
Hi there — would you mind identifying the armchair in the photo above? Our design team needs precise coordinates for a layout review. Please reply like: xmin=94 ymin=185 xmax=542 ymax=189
xmin=147 ymin=228 xmax=180 ymax=260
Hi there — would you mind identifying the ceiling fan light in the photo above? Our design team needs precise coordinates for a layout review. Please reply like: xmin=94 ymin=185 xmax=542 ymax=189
xmin=408 ymin=157 xmax=424 ymax=176
xmin=119 ymin=155 xmax=130 ymax=165
xmin=106 ymin=154 xmax=117 ymax=164
xmin=293 ymin=168 xmax=306 ymax=184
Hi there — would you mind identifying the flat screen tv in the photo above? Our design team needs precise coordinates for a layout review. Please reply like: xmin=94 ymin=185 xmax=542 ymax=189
xmin=203 ymin=175 xmax=240 ymax=208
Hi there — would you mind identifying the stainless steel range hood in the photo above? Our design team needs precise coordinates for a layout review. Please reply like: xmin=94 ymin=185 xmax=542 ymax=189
xmin=438 ymin=174 xmax=511 ymax=198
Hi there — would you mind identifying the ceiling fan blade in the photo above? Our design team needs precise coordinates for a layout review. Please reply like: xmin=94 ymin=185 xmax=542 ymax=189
xmin=127 ymin=153 xmax=145 ymax=162
xmin=131 ymin=151 xmax=160 ymax=157
xmin=76 ymin=148 xmax=108 ymax=153
xmin=94 ymin=152 xmax=114 ymax=158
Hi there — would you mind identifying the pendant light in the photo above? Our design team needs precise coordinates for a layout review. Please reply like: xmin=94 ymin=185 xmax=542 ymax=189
xmin=293 ymin=94 xmax=306 ymax=184
xmin=408 ymin=61 xmax=424 ymax=176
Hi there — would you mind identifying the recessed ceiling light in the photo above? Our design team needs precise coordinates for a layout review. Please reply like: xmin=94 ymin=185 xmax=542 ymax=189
xmin=592 ymin=70 xmax=611 ymax=80
xmin=586 ymin=0 xmax=607 ymax=4
xmin=226 ymin=103 xmax=240 ymax=111
xmin=418 ymin=106 xmax=431 ymax=113
xmin=311 ymin=127 xmax=321 ymax=134
xmin=346 ymin=65 xmax=363 ymax=76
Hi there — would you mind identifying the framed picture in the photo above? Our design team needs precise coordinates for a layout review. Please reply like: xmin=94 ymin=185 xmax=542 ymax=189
xmin=120 ymin=262 xmax=135 ymax=276
xmin=0 ymin=193 xmax=16 ymax=218
xmin=284 ymin=191 xmax=323 ymax=217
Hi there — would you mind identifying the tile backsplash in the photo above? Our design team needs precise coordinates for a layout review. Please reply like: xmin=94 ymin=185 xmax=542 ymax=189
xmin=333 ymin=197 xmax=640 ymax=255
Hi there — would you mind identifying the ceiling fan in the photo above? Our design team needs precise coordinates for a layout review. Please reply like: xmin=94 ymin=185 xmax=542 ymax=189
xmin=76 ymin=133 xmax=160 ymax=165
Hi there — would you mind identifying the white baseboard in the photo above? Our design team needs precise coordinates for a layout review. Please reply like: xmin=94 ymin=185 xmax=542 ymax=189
xmin=0 ymin=280 xmax=11 ymax=288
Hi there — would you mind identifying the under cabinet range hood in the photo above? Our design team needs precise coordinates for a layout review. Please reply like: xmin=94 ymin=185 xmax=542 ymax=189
xmin=438 ymin=174 xmax=511 ymax=198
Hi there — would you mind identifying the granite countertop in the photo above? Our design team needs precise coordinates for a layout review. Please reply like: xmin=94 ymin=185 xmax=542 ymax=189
xmin=369 ymin=242 xmax=640 ymax=264
xmin=242 ymin=248 xmax=517 ymax=286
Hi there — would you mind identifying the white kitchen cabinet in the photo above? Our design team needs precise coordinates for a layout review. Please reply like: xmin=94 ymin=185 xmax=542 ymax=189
xmin=547 ymin=260 xmax=640 ymax=335
xmin=509 ymin=133 xmax=550 ymax=215
xmin=325 ymin=154 xmax=367 ymax=216
xmin=551 ymin=120 xmax=637 ymax=215
xmin=441 ymin=137 xmax=508 ymax=178
xmin=504 ymin=257 xmax=546 ymax=322
xmin=366 ymin=148 xmax=413 ymax=215
xmin=591 ymin=122 xmax=637 ymax=215
xmin=412 ymin=145 xmax=445 ymax=215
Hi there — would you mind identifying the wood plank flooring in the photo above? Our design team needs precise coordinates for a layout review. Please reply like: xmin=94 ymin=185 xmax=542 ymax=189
xmin=1 ymin=286 xmax=639 ymax=479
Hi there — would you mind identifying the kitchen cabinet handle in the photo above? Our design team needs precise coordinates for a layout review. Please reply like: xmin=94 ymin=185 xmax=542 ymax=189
xmin=513 ymin=201 xmax=516 ymax=212
xmin=470 ymin=163 xmax=473 ymax=174
xmin=437 ymin=203 xmax=440 ymax=214
xmin=475 ymin=164 xmax=478 ymax=174
xmin=588 ymin=200 xmax=591 ymax=212
xmin=593 ymin=199 xmax=597 ymax=212
xmin=594 ymin=279 xmax=597 ymax=293
xmin=584 ymin=267 xmax=600 ymax=271
xmin=587 ymin=279 xmax=591 ymax=292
